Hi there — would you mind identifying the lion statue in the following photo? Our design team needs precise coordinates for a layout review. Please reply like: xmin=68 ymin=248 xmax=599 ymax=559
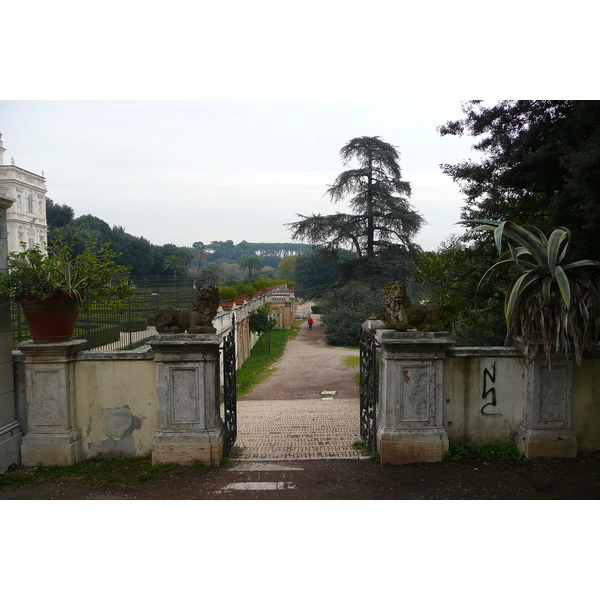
xmin=379 ymin=281 xmax=446 ymax=332
xmin=155 ymin=285 xmax=220 ymax=335
xmin=155 ymin=307 xmax=193 ymax=334
xmin=187 ymin=285 xmax=220 ymax=334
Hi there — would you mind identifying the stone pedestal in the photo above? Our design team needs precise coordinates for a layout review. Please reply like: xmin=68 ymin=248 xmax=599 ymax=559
xmin=150 ymin=334 xmax=225 ymax=466
xmin=375 ymin=330 xmax=453 ymax=465
xmin=18 ymin=340 xmax=86 ymax=466
xmin=516 ymin=357 xmax=577 ymax=458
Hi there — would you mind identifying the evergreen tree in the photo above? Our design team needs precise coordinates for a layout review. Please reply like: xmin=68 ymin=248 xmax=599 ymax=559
xmin=288 ymin=136 xmax=424 ymax=280
xmin=439 ymin=100 xmax=600 ymax=261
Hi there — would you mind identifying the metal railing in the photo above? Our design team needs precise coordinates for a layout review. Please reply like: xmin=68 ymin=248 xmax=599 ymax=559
xmin=10 ymin=277 xmax=203 ymax=351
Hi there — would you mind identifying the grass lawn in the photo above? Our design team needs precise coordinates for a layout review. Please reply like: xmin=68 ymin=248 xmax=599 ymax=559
xmin=235 ymin=321 xmax=302 ymax=396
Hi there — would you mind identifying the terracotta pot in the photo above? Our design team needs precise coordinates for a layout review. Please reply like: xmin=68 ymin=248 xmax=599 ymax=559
xmin=19 ymin=292 xmax=79 ymax=343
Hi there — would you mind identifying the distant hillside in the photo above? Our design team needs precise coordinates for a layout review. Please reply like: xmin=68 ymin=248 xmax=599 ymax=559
xmin=198 ymin=240 xmax=310 ymax=263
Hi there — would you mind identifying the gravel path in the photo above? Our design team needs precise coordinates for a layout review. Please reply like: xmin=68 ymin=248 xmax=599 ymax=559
xmin=233 ymin=303 xmax=364 ymax=460
xmin=241 ymin=303 xmax=359 ymax=401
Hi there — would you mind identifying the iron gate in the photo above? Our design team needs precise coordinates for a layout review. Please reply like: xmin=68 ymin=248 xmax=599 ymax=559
xmin=223 ymin=314 xmax=237 ymax=456
xmin=359 ymin=327 xmax=378 ymax=452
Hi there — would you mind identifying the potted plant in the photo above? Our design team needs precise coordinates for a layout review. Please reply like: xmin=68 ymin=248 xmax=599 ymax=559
xmin=461 ymin=219 xmax=600 ymax=365
xmin=0 ymin=236 xmax=132 ymax=343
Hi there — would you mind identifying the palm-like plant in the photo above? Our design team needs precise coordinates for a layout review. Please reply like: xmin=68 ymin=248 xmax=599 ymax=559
xmin=460 ymin=219 xmax=600 ymax=365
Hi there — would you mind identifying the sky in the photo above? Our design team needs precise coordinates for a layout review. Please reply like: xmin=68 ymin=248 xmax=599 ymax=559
xmin=1 ymin=99 xmax=476 ymax=251
xmin=3 ymin=2 xmax=596 ymax=256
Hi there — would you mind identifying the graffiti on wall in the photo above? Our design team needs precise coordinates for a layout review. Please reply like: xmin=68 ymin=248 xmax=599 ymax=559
xmin=481 ymin=361 xmax=502 ymax=416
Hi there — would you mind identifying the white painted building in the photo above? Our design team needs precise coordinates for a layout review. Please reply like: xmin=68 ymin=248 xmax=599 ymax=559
xmin=0 ymin=133 xmax=48 ymax=254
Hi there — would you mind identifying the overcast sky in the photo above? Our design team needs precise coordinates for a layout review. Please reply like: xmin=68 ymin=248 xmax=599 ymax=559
xmin=3 ymin=3 xmax=594 ymax=255
xmin=1 ymin=99 xmax=477 ymax=251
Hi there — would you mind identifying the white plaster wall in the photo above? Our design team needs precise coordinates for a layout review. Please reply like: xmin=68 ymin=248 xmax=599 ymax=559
xmin=75 ymin=355 xmax=157 ymax=458
xmin=572 ymin=357 xmax=600 ymax=452
xmin=443 ymin=352 xmax=526 ymax=445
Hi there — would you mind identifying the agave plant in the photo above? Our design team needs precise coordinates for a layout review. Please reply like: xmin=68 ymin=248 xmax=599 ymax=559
xmin=459 ymin=219 xmax=600 ymax=366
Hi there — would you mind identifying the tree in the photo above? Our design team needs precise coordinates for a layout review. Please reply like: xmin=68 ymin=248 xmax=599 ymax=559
xmin=240 ymin=255 xmax=261 ymax=280
xmin=277 ymin=255 xmax=296 ymax=282
xmin=162 ymin=254 xmax=188 ymax=278
xmin=201 ymin=263 xmax=220 ymax=286
xmin=193 ymin=242 xmax=208 ymax=277
xmin=45 ymin=198 xmax=74 ymax=228
xmin=319 ymin=282 xmax=386 ymax=346
xmin=416 ymin=236 xmax=509 ymax=345
xmin=248 ymin=306 xmax=277 ymax=352
xmin=288 ymin=136 xmax=424 ymax=279
xmin=438 ymin=100 xmax=600 ymax=261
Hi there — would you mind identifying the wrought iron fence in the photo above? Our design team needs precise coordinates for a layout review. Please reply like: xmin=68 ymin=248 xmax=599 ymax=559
xmin=10 ymin=276 xmax=204 ymax=351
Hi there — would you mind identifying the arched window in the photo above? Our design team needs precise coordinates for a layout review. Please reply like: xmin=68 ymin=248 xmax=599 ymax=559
xmin=27 ymin=194 xmax=34 ymax=213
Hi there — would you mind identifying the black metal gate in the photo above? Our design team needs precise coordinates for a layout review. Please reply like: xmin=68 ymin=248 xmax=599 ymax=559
xmin=359 ymin=327 xmax=378 ymax=452
xmin=223 ymin=314 xmax=237 ymax=456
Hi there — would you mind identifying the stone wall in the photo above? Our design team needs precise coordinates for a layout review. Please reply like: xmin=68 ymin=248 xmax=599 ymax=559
xmin=0 ymin=195 xmax=21 ymax=474
xmin=10 ymin=341 xmax=600 ymax=463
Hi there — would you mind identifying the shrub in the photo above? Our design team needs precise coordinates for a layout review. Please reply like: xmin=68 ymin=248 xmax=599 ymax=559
xmin=219 ymin=286 xmax=238 ymax=301
xmin=319 ymin=282 xmax=386 ymax=346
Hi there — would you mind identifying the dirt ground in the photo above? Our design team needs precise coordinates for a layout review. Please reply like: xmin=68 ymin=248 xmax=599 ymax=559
xmin=2 ymin=302 xmax=600 ymax=500
xmin=2 ymin=454 xmax=600 ymax=500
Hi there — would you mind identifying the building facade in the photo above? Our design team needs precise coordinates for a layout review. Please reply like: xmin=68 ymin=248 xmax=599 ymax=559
xmin=0 ymin=133 xmax=48 ymax=254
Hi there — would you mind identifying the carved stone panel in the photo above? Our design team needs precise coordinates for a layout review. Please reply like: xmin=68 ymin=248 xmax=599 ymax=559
xmin=400 ymin=364 xmax=431 ymax=423
xmin=30 ymin=367 xmax=66 ymax=429
xmin=167 ymin=366 xmax=203 ymax=427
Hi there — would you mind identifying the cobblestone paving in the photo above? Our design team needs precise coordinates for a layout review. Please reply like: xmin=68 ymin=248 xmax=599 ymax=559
xmin=232 ymin=398 xmax=365 ymax=460
xmin=229 ymin=304 xmax=366 ymax=460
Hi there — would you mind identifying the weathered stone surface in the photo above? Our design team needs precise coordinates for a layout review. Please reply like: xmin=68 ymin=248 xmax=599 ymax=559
xmin=150 ymin=334 xmax=225 ymax=466
xmin=516 ymin=357 xmax=577 ymax=458
xmin=375 ymin=330 xmax=453 ymax=465
xmin=18 ymin=340 xmax=85 ymax=466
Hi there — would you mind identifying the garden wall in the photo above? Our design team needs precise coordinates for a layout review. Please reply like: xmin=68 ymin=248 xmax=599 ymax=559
xmin=443 ymin=347 xmax=600 ymax=451
xmin=10 ymin=343 xmax=600 ymax=463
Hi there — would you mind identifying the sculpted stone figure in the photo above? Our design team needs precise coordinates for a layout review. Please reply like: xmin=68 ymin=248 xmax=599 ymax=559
xmin=155 ymin=285 xmax=221 ymax=335
xmin=187 ymin=285 xmax=220 ymax=334
xmin=380 ymin=281 xmax=446 ymax=332
xmin=155 ymin=307 xmax=193 ymax=334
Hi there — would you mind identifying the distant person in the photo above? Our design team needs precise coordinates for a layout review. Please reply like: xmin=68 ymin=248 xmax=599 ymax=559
xmin=307 ymin=316 xmax=314 ymax=330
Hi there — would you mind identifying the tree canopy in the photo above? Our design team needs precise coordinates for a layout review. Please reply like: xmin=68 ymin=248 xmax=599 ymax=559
xmin=287 ymin=136 xmax=424 ymax=281
xmin=439 ymin=100 xmax=600 ymax=261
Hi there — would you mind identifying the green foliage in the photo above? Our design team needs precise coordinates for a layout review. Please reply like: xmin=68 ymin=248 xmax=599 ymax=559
xmin=235 ymin=325 xmax=300 ymax=395
xmin=0 ymin=457 xmax=221 ymax=489
xmin=439 ymin=100 xmax=600 ymax=263
xmin=288 ymin=136 xmax=423 ymax=279
xmin=416 ymin=236 xmax=509 ymax=346
xmin=249 ymin=306 xmax=277 ymax=335
xmin=0 ymin=234 xmax=132 ymax=309
xmin=249 ymin=306 xmax=277 ymax=352
xmin=319 ymin=282 xmax=386 ymax=346
xmin=240 ymin=255 xmax=262 ymax=279
xmin=219 ymin=286 xmax=238 ymax=301
xmin=277 ymin=255 xmax=296 ymax=281
xmin=443 ymin=442 xmax=525 ymax=462
xmin=252 ymin=279 xmax=271 ymax=291
xmin=234 ymin=284 xmax=256 ymax=296
xmin=443 ymin=442 xmax=470 ymax=461
xmin=294 ymin=248 xmax=339 ymax=298
xmin=462 ymin=219 xmax=600 ymax=364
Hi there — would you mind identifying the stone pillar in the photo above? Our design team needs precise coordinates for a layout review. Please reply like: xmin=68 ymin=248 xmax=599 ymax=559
xmin=19 ymin=340 xmax=86 ymax=466
xmin=0 ymin=195 xmax=22 ymax=474
xmin=150 ymin=334 xmax=225 ymax=466
xmin=375 ymin=330 xmax=453 ymax=464
xmin=516 ymin=357 xmax=577 ymax=458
